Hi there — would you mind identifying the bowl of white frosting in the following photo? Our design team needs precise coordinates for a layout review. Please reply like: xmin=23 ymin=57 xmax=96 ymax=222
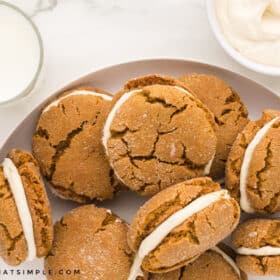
xmin=0 ymin=1 xmax=43 ymax=105
xmin=207 ymin=0 xmax=280 ymax=76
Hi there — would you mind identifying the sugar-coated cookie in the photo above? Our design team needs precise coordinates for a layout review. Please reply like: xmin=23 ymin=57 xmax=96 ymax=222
xmin=126 ymin=177 xmax=240 ymax=279
xmin=232 ymin=219 xmax=280 ymax=276
xmin=0 ymin=149 xmax=53 ymax=265
xmin=146 ymin=244 xmax=247 ymax=280
xmin=103 ymin=74 xmax=217 ymax=196
xmin=179 ymin=73 xmax=248 ymax=179
xmin=32 ymin=86 xmax=120 ymax=203
xmin=44 ymin=205 xmax=132 ymax=280
xmin=226 ymin=110 xmax=280 ymax=213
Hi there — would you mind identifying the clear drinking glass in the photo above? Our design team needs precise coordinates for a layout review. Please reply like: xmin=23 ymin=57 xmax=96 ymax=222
xmin=0 ymin=1 xmax=43 ymax=106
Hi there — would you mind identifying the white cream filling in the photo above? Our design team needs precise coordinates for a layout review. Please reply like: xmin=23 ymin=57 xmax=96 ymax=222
xmin=43 ymin=90 xmax=112 ymax=113
xmin=128 ymin=190 xmax=231 ymax=280
xmin=211 ymin=246 xmax=241 ymax=277
xmin=240 ymin=117 xmax=280 ymax=213
xmin=203 ymin=154 xmax=215 ymax=175
xmin=173 ymin=85 xmax=194 ymax=97
xmin=237 ymin=246 xmax=280 ymax=256
xmin=102 ymin=89 xmax=142 ymax=184
xmin=102 ymin=89 xmax=142 ymax=155
xmin=49 ymin=186 xmax=68 ymax=200
xmin=2 ymin=158 xmax=36 ymax=261
xmin=102 ymin=86 xmax=214 ymax=177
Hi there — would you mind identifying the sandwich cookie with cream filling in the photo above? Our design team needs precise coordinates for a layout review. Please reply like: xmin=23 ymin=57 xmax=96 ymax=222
xmin=146 ymin=244 xmax=247 ymax=280
xmin=0 ymin=149 xmax=53 ymax=265
xmin=32 ymin=86 xmax=120 ymax=203
xmin=103 ymin=74 xmax=217 ymax=196
xmin=179 ymin=74 xmax=248 ymax=179
xmin=226 ymin=110 xmax=280 ymax=213
xmin=127 ymin=177 xmax=240 ymax=278
xmin=232 ymin=219 xmax=280 ymax=276
xmin=44 ymin=205 xmax=132 ymax=280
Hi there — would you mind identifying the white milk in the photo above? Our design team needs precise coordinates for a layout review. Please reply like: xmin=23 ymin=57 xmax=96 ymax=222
xmin=0 ymin=3 xmax=41 ymax=103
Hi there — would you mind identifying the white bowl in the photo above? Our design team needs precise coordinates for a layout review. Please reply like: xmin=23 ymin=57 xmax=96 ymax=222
xmin=206 ymin=0 xmax=280 ymax=76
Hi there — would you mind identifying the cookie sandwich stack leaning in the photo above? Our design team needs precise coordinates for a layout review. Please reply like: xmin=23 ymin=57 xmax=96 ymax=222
xmin=103 ymin=74 xmax=218 ymax=195
xmin=232 ymin=219 xmax=280 ymax=277
xmin=126 ymin=177 xmax=240 ymax=279
xmin=226 ymin=110 xmax=280 ymax=213
xmin=147 ymin=244 xmax=247 ymax=280
xmin=0 ymin=149 xmax=53 ymax=265
xmin=179 ymin=73 xmax=248 ymax=179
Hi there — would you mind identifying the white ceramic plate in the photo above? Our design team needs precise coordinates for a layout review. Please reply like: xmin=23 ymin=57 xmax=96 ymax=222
xmin=0 ymin=59 xmax=279 ymax=280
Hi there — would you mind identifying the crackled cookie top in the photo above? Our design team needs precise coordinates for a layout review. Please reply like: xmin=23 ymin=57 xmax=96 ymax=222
xmin=127 ymin=177 xmax=240 ymax=275
xmin=0 ymin=149 xmax=53 ymax=266
xmin=103 ymin=75 xmax=217 ymax=195
xmin=32 ymin=86 xmax=119 ymax=203
xmin=232 ymin=219 xmax=280 ymax=276
xmin=226 ymin=110 xmax=280 ymax=213
xmin=179 ymin=73 xmax=248 ymax=179
xmin=44 ymin=205 xmax=132 ymax=280
xmin=147 ymin=245 xmax=244 ymax=280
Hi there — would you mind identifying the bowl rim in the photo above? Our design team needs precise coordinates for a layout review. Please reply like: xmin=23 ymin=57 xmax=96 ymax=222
xmin=0 ymin=0 xmax=44 ymax=106
xmin=206 ymin=0 xmax=280 ymax=76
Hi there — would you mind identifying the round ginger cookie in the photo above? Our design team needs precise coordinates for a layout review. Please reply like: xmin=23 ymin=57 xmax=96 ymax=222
xmin=226 ymin=110 xmax=280 ymax=213
xmin=103 ymin=74 xmax=217 ymax=196
xmin=232 ymin=219 xmax=280 ymax=276
xmin=179 ymin=73 xmax=248 ymax=179
xmin=127 ymin=177 xmax=240 ymax=277
xmin=0 ymin=149 xmax=53 ymax=266
xmin=32 ymin=86 xmax=120 ymax=203
xmin=146 ymin=244 xmax=247 ymax=280
xmin=44 ymin=205 xmax=132 ymax=280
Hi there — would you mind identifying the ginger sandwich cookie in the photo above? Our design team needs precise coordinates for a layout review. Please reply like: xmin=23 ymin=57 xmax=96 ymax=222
xmin=45 ymin=205 xmax=132 ymax=280
xmin=103 ymin=74 xmax=217 ymax=196
xmin=32 ymin=86 xmax=120 ymax=203
xmin=146 ymin=244 xmax=247 ymax=280
xmin=179 ymin=73 xmax=248 ymax=179
xmin=127 ymin=177 xmax=240 ymax=279
xmin=0 ymin=149 xmax=53 ymax=265
xmin=226 ymin=110 xmax=280 ymax=213
xmin=232 ymin=219 xmax=280 ymax=276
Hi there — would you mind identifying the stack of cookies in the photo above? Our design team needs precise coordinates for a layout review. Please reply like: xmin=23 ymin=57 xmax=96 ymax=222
xmin=0 ymin=73 xmax=279 ymax=280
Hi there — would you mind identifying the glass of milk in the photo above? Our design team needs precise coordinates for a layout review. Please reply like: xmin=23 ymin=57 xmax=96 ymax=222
xmin=0 ymin=1 xmax=43 ymax=105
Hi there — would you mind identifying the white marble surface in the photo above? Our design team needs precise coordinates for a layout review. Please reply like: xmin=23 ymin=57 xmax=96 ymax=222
xmin=0 ymin=1 xmax=280 ymax=279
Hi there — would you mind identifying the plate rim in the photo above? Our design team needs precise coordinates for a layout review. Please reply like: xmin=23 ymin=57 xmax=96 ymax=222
xmin=1 ymin=57 xmax=279 ymax=150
